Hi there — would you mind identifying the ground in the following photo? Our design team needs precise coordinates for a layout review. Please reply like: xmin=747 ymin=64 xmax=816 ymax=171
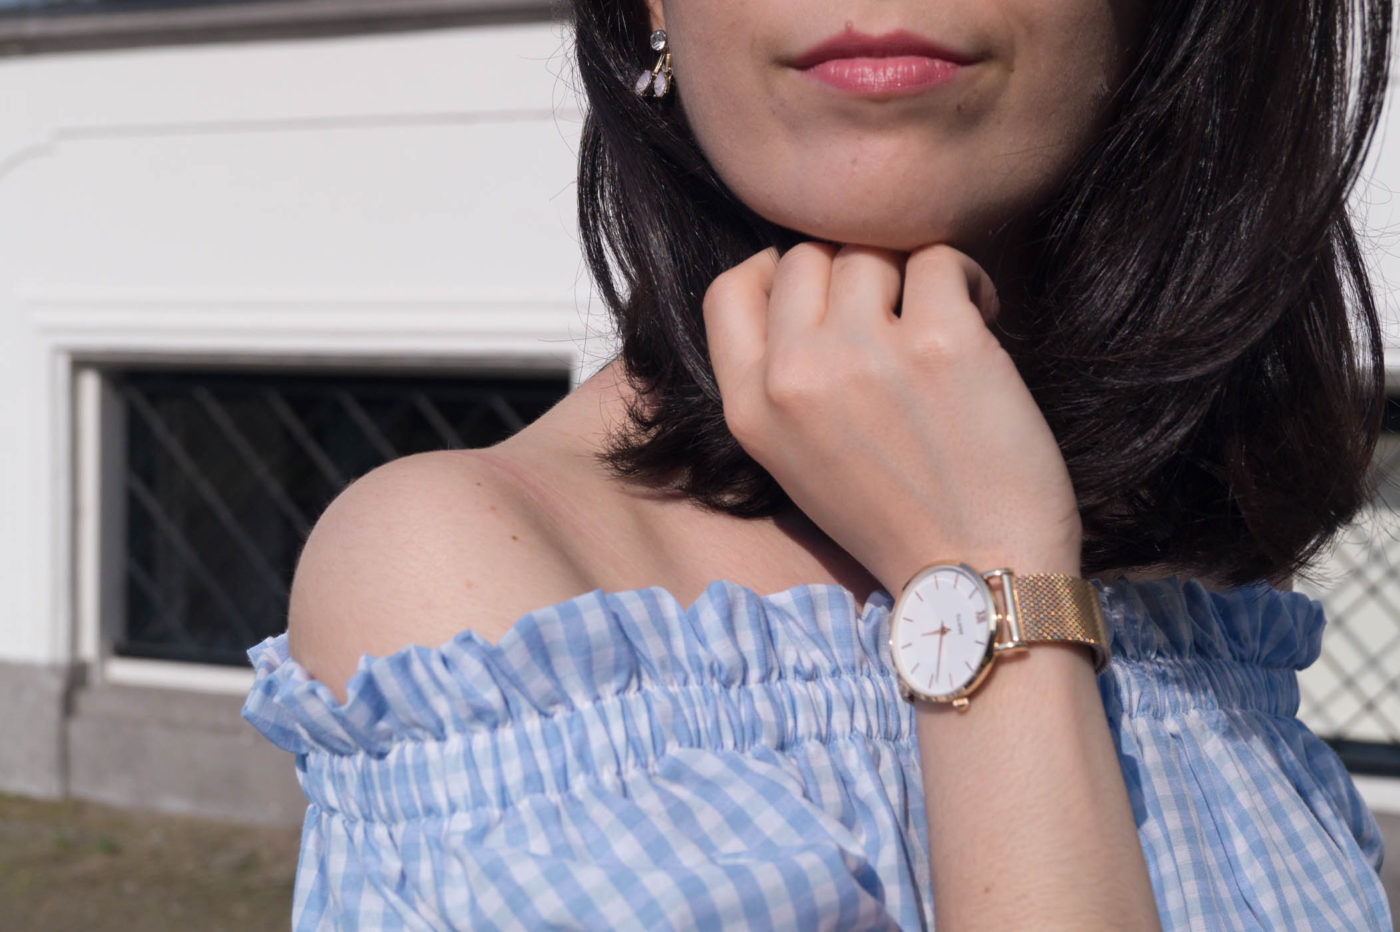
xmin=1 ymin=791 xmax=1395 ymax=930
xmin=0 ymin=792 xmax=300 ymax=931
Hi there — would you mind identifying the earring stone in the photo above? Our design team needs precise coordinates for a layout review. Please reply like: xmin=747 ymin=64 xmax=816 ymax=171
xmin=636 ymin=29 xmax=674 ymax=98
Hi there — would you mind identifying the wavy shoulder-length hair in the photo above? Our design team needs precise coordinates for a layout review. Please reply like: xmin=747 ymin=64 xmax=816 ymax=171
xmin=570 ymin=0 xmax=1393 ymax=589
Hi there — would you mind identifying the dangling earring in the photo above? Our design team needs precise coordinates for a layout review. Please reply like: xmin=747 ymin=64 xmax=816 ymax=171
xmin=635 ymin=29 xmax=673 ymax=98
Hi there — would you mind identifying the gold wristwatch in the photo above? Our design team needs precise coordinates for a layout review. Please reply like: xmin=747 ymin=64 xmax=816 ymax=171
xmin=888 ymin=562 xmax=1111 ymax=711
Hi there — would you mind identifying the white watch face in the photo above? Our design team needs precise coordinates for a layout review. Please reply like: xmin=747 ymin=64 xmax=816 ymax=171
xmin=890 ymin=563 xmax=996 ymax=699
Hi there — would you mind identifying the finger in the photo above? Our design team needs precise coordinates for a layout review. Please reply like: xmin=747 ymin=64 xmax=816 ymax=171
xmin=766 ymin=241 xmax=836 ymax=355
xmin=826 ymin=245 xmax=905 ymax=332
xmin=703 ymin=247 xmax=778 ymax=396
xmin=901 ymin=244 xmax=1001 ymax=334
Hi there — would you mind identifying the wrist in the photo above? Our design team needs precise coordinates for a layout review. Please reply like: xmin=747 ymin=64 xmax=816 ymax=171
xmin=913 ymin=639 xmax=1101 ymax=729
xmin=886 ymin=558 xmax=1111 ymax=713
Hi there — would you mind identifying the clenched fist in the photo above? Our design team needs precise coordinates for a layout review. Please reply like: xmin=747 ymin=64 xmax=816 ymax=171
xmin=702 ymin=241 xmax=1083 ymax=595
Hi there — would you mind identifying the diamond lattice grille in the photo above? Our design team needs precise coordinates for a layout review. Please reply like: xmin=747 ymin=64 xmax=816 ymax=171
xmin=1296 ymin=406 xmax=1400 ymax=767
xmin=117 ymin=369 xmax=569 ymax=666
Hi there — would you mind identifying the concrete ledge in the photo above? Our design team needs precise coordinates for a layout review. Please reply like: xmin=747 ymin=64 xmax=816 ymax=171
xmin=1374 ymin=811 xmax=1400 ymax=930
xmin=0 ymin=660 xmax=71 ymax=799
xmin=67 ymin=681 xmax=305 ymax=827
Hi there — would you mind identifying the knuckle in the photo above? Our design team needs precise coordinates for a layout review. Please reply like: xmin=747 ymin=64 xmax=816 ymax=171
xmin=769 ymin=338 xmax=885 ymax=404
xmin=761 ymin=352 xmax=820 ymax=410
xmin=702 ymin=272 xmax=740 ymax=315
xmin=721 ymin=395 xmax=758 ymax=442
xmin=908 ymin=315 xmax=999 ymax=361
xmin=907 ymin=322 xmax=959 ymax=357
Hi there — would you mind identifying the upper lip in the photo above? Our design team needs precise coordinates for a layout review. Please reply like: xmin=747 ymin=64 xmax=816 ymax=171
xmin=789 ymin=28 xmax=978 ymax=69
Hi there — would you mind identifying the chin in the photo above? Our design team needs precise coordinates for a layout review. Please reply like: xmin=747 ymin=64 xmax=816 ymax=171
xmin=767 ymin=209 xmax=953 ymax=252
xmin=769 ymin=209 xmax=1006 ymax=267
xmin=748 ymin=180 xmax=1005 ymax=248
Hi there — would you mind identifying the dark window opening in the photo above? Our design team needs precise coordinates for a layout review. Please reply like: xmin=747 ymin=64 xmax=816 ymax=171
xmin=116 ymin=368 xmax=569 ymax=666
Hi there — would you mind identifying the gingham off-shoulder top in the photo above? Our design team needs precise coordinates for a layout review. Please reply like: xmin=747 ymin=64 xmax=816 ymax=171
xmin=241 ymin=574 xmax=1391 ymax=930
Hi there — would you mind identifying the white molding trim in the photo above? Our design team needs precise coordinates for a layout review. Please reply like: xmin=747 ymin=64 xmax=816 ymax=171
xmin=25 ymin=288 xmax=597 ymax=365
xmin=103 ymin=656 xmax=256 ymax=696
xmin=27 ymin=286 xmax=600 ymax=370
xmin=72 ymin=367 xmax=115 ymax=669
xmin=45 ymin=347 xmax=78 ymax=667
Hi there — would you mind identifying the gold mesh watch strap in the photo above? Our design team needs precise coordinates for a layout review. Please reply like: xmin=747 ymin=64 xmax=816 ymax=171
xmin=1007 ymin=573 xmax=1112 ymax=674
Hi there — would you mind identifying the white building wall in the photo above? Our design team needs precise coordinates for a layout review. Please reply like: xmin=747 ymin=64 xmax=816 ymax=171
xmin=0 ymin=22 xmax=607 ymax=671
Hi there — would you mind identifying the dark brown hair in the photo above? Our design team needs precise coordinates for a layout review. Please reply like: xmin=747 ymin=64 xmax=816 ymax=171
xmin=571 ymin=0 xmax=1394 ymax=588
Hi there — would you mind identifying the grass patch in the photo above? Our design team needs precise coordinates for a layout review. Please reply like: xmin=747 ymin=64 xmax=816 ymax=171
xmin=0 ymin=792 xmax=300 ymax=930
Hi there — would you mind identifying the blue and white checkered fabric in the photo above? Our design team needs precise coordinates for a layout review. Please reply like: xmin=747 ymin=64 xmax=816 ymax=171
xmin=242 ymin=575 xmax=1391 ymax=930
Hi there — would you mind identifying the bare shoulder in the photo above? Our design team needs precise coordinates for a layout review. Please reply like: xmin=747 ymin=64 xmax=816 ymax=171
xmin=286 ymin=448 xmax=588 ymax=705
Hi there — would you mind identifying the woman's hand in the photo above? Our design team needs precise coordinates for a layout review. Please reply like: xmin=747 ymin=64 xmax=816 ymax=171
xmin=702 ymin=241 xmax=1083 ymax=595
xmin=706 ymin=242 xmax=1161 ymax=931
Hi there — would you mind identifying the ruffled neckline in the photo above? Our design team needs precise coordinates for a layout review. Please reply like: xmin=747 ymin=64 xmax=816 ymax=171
xmin=241 ymin=573 xmax=1324 ymax=758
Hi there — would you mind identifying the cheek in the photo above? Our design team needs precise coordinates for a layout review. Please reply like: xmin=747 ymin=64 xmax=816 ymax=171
xmin=968 ymin=63 xmax=1117 ymax=213
xmin=1003 ymin=0 xmax=1137 ymax=147
xmin=672 ymin=43 xmax=826 ymax=225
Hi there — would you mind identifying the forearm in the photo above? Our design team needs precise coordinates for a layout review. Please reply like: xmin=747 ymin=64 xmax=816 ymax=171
xmin=915 ymin=642 xmax=1161 ymax=930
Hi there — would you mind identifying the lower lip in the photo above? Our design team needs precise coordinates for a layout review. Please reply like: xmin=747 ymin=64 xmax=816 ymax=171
xmin=801 ymin=56 xmax=965 ymax=95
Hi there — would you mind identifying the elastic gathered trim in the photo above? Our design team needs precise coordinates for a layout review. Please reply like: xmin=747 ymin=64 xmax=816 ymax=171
xmin=298 ymin=671 xmax=915 ymax=822
xmin=296 ymin=654 xmax=1304 ymax=824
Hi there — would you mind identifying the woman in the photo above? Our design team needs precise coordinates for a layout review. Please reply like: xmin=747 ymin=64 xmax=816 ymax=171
xmin=243 ymin=0 xmax=1394 ymax=928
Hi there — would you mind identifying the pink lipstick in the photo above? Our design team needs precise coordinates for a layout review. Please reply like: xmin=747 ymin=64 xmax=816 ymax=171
xmin=790 ymin=28 xmax=975 ymax=95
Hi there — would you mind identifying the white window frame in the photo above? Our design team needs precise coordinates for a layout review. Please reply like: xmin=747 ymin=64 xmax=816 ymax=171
xmin=46 ymin=292 xmax=586 ymax=696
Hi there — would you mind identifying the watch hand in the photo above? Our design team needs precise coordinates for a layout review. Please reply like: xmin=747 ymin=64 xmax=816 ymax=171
xmin=935 ymin=624 xmax=945 ymax=680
